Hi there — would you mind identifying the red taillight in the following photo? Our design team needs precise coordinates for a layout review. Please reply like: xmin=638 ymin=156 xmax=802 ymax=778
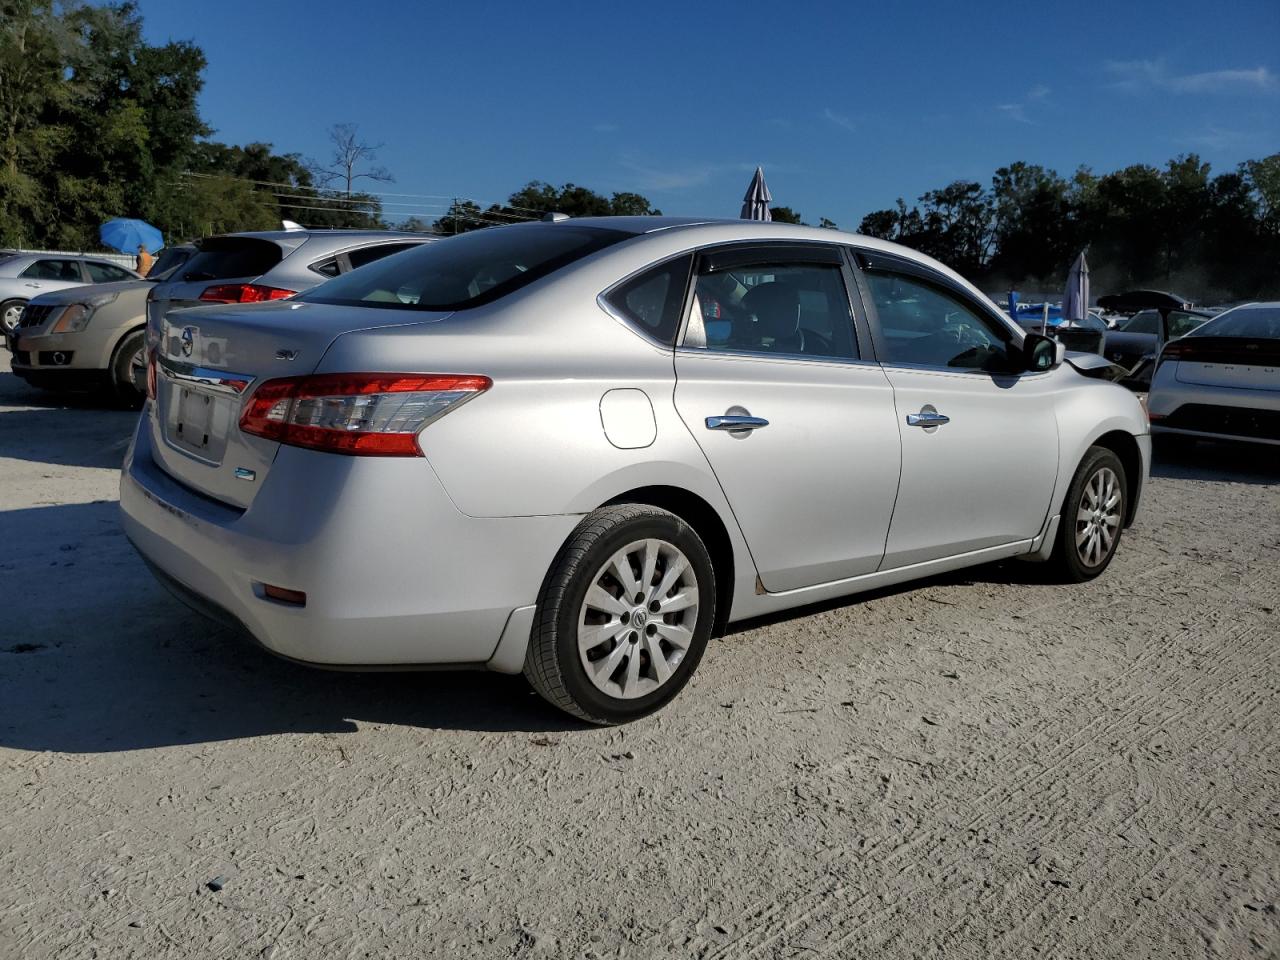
xmin=239 ymin=373 xmax=491 ymax=456
xmin=262 ymin=584 xmax=306 ymax=606
xmin=199 ymin=283 xmax=296 ymax=304
xmin=145 ymin=347 xmax=158 ymax=400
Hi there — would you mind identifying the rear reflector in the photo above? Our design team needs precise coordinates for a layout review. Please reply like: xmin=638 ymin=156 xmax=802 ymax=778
xmin=239 ymin=372 xmax=491 ymax=456
xmin=199 ymin=283 xmax=296 ymax=304
xmin=145 ymin=347 xmax=158 ymax=401
xmin=262 ymin=584 xmax=306 ymax=606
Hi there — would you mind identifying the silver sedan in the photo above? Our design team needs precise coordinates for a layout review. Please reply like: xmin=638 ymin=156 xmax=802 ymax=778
xmin=120 ymin=218 xmax=1150 ymax=723
xmin=1148 ymin=302 xmax=1280 ymax=448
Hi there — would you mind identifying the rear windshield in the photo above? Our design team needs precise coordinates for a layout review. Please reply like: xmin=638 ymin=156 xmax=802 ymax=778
xmin=1196 ymin=306 xmax=1280 ymax=339
xmin=298 ymin=224 xmax=630 ymax=311
xmin=149 ymin=246 xmax=193 ymax=281
xmin=181 ymin=237 xmax=284 ymax=282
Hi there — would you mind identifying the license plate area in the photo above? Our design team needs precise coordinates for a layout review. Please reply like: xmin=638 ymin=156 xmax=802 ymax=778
xmin=162 ymin=381 xmax=232 ymax=465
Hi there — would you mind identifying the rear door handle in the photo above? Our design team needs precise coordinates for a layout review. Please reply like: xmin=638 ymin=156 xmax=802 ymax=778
xmin=906 ymin=411 xmax=950 ymax=427
xmin=706 ymin=415 xmax=769 ymax=431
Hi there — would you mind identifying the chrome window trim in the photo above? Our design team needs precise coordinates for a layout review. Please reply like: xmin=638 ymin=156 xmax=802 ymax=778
xmin=675 ymin=346 xmax=882 ymax=370
xmin=596 ymin=250 xmax=696 ymax=350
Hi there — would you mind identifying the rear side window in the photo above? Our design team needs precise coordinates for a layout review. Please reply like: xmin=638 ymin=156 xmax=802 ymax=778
xmin=345 ymin=242 xmax=422 ymax=270
xmin=182 ymin=237 xmax=284 ymax=282
xmin=85 ymin=262 xmax=134 ymax=283
xmin=310 ymin=258 xmax=341 ymax=278
xmin=603 ymin=255 xmax=691 ymax=345
xmin=299 ymin=224 xmax=629 ymax=311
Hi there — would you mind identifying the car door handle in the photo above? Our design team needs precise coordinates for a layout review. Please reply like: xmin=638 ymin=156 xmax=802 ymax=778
xmin=706 ymin=415 xmax=769 ymax=431
xmin=906 ymin=411 xmax=950 ymax=427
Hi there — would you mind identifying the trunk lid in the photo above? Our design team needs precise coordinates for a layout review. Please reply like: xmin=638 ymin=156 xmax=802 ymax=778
xmin=146 ymin=234 xmax=301 ymax=336
xmin=149 ymin=300 xmax=452 ymax=509
xmin=1171 ymin=337 xmax=1280 ymax=389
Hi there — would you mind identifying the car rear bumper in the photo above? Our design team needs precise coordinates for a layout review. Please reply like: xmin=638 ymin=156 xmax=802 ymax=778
xmin=120 ymin=410 xmax=580 ymax=667
xmin=1148 ymin=370 xmax=1280 ymax=445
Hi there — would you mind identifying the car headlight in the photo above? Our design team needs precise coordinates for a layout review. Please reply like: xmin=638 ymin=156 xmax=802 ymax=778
xmin=49 ymin=291 xmax=119 ymax=334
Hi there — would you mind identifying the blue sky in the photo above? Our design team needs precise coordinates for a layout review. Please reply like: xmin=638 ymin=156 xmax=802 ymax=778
xmin=136 ymin=0 xmax=1280 ymax=229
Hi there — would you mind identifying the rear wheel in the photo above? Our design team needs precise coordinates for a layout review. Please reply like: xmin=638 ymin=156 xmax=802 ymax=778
xmin=108 ymin=330 xmax=146 ymax=409
xmin=1047 ymin=446 xmax=1127 ymax=583
xmin=524 ymin=504 xmax=716 ymax=724
xmin=2 ymin=299 xmax=27 ymax=335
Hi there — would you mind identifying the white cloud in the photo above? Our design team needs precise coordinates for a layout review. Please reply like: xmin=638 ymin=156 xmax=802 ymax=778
xmin=1105 ymin=59 xmax=1277 ymax=94
xmin=823 ymin=107 xmax=856 ymax=132
xmin=997 ymin=103 xmax=1031 ymax=124
xmin=593 ymin=123 xmax=619 ymax=133
xmin=617 ymin=157 xmax=759 ymax=191
xmin=996 ymin=85 xmax=1050 ymax=124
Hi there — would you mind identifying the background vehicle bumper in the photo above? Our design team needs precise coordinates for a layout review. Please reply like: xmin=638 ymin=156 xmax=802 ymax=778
xmin=1149 ymin=377 xmax=1280 ymax=445
xmin=12 ymin=327 xmax=117 ymax=374
xmin=120 ymin=415 xmax=581 ymax=667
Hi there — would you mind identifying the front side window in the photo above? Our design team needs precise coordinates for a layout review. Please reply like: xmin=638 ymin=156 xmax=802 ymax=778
xmin=85 ymin=262 xmax=134 ymax=283
xmin=299 ymin=224 xmax=629 ymax=311
xmin=682 ymin=259 xmax=858 ymax=359
xmin=602 ymin=255 xmax=691 ymax=345
xmin=866 ymin=271 xmax=1014 ymax=371
xmin=21 ymin=259 xmax=80 ymax=282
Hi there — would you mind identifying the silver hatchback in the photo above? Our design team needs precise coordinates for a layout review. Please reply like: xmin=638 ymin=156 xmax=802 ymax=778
xmin=121 ymin=218 xmax=1150 ymax=723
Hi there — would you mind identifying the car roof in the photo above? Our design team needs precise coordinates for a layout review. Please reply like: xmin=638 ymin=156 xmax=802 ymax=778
xmin=557 ymin=216 xmax=999 ymax=311
xmin=215 ymin=229 xmax=427 ymax=242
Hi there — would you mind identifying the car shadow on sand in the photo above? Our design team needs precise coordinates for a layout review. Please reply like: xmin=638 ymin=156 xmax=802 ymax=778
xmin=0 ymin=501 xmax=585 ymax=755
xmin=1151 ymin=437 xmax=1280 ymax=486
xmin=0 ymin=371 xmax=140 ymax=470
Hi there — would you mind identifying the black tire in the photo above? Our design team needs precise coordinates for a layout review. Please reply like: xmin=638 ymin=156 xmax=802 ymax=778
xmin=2 ymin=298 xmax=27 ymax=335
xmin=108 ymin=330 xmax=146 ymax=409
xmin=524 ymin=504 xmax=716 ymax=724
xmin=1046 ymin=445 xmax=1128 ymax=583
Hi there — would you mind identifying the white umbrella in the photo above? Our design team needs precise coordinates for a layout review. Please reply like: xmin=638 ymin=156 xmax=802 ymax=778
xmin=740 ymin=166 xmax=772 ymax=221
xmin=1062 ymin=250 xmax=1090 ymax=324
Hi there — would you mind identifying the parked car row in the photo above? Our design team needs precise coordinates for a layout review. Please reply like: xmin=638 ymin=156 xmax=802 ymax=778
xmin=1 ymin=251 xmax=140 ymax=334
xmin=6 ymin=231 xmax=433 ymax=406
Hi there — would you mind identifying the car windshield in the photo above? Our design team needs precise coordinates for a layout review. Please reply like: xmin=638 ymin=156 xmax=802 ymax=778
xmin=297 ymin=223 xmax=630 ymax=311
xmin=1196 ymin=306 xmax=1280 ymax=339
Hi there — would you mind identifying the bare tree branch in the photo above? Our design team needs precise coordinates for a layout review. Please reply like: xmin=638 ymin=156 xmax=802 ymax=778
xmin=315 ymin=122 xmax=395 ymax=197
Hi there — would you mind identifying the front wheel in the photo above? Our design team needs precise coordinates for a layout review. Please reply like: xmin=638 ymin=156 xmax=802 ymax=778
xmin=2 ymin=299 xmax=27 ymax=335
xmin=108 ymin=330 xmax=146 ymax=409
xmin=524 ymin=504 xmax=716 ymax=724
xmin=1047 ymin=445 xmax=1127 ymax=583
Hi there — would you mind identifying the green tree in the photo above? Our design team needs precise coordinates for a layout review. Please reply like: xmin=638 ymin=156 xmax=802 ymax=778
xmin=769 ymin=205 xmax=802 ymax=224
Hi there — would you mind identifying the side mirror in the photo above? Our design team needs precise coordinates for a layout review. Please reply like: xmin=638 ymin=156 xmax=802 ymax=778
xmin=1022 ymin=333 xmax=1063 ymax=372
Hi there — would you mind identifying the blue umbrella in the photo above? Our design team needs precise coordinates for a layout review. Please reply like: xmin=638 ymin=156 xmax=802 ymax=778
xmin=99 ymin=218 xmax=163 ymax=255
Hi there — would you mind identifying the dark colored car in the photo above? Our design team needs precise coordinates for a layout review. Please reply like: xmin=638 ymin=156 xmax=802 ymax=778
xmin=1103 ymin=308 xmax=1213 ymax=389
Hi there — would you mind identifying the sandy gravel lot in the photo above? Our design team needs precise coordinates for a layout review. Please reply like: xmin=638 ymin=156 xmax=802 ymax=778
xmin=1 ymin=354 xmax=1277 ymax=960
